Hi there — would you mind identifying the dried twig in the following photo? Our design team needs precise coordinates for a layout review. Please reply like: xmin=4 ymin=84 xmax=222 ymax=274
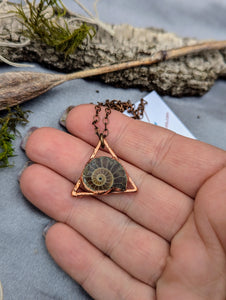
xmin=69 ymin=0 xmax=114 ymax=35
xmin=0 ymin=40 xmax=30 ymax=48
xmin=65 ymin=40 xmax=226 ymax=79
xmin=0 ymin=54 xmax=33 ymax=67
xmin=1 ymin=40 xmax=226 ymax=110
xmin=1 ymin=1 xmax=226 ymax=96
xmin=0 ymin=1 xmax=32 ymax=67
xmin=0 ymin=40 xmax=34 ymax=67
xmin=93 ymin=0 xmax=100 ymax=19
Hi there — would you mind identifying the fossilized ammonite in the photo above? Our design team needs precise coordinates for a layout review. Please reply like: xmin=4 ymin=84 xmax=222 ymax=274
xmin=82 ymin=156 xmax=127 ymax=194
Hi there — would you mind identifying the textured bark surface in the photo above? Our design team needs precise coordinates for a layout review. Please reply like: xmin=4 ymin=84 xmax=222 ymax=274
xmin=0 ymin=3 xmax=226 ymax=96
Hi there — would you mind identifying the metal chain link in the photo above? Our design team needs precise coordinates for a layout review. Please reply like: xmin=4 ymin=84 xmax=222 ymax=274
xmin=92 ymin=99 xmax=147 ymax=145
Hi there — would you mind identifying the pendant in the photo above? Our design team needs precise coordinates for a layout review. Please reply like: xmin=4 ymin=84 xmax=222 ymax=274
xmin=72 ymin=138 xmax=137 ymax=196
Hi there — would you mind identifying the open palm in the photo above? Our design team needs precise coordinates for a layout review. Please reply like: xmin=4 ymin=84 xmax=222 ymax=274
xmin=20 ymin=105 xmax=226 ymax=300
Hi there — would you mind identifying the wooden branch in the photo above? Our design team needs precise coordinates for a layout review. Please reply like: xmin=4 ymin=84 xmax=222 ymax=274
xmin=64 ymin=40 xmax=226 ymax=80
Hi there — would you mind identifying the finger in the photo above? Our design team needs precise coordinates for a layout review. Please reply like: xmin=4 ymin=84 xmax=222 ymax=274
xmin=66 ymin=104 xmax=226 ymax=197
xmin=46 ymin=222 xmax=155 ymax=300
xmin=157 ymin=213 xmax=226 ymax=299
xmin=24 ymin=127 xmax=193 ymax=241
xmin=20 ymin=164 xmax=169 ymax=286
xmin=157 ymin=168 xmax=226 ymax=299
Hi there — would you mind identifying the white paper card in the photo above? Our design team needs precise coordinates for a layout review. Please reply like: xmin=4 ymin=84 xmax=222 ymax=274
xmin=125 ymin=91 xmax=196 ymax=139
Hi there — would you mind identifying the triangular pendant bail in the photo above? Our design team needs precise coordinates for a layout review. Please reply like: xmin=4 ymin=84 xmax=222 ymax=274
xmin=72 ymin=138 xmax=137 ymax=197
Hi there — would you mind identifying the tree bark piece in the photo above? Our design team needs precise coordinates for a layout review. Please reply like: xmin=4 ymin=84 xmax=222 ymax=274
xmin=0 ymin=3 xmax=226 ymax=97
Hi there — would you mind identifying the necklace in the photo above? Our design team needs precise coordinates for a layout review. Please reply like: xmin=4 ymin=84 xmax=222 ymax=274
xmin=72 ymin=99 xmax=146 ymax=197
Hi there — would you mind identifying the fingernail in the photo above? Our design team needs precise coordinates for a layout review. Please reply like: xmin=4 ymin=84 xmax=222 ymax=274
xmin=42 ymin=220 xmax=56 ymax=238
xmin=20 ymin=127 xmax=38 ymax=150
xmin=59 ymin=106 xmax=75 ymax=127
xmin=17 ymin=160 xmax=34 ymax=182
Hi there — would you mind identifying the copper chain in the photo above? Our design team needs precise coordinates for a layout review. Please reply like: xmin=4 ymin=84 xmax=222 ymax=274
xmin=92 ymin=99 xmax=147 ymax=143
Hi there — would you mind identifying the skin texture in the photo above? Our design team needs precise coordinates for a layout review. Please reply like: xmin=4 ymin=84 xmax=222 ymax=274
xmin=20 ymin=104 xmax=226 ymax=300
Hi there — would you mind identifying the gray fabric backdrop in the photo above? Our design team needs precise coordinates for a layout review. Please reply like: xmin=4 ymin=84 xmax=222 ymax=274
xmin=0 ymin=0 xmax=226 ymax=299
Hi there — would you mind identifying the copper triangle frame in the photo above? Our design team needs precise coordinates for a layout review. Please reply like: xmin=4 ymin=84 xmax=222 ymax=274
xmin=72 ymin=138 xmax=137 ymax=197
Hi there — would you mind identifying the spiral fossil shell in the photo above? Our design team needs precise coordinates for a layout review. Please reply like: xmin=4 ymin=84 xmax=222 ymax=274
xmin=82 ymin=156 xmax=127 ymax=194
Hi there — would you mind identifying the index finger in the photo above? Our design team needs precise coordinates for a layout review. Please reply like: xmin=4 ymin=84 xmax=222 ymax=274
xmin=66 ymin=104 xmax=226 ymax=197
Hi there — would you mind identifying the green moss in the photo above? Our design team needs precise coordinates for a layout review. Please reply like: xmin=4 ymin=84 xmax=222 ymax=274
xmin=14 ymin=0 xmax=95 ymax=57
xmin=0 ymin=106 xmax=31 ymax=168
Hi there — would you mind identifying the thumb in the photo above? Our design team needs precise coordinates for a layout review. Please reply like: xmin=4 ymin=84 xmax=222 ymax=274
xmin=156 ymin=167 xmax=226 ymax=300
xmin=195 ymin=166 xmax=226 ymax=252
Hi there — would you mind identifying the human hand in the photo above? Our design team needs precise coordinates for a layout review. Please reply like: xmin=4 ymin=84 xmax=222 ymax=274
xmin=20 ymin=104 xmax=226 ymax=300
